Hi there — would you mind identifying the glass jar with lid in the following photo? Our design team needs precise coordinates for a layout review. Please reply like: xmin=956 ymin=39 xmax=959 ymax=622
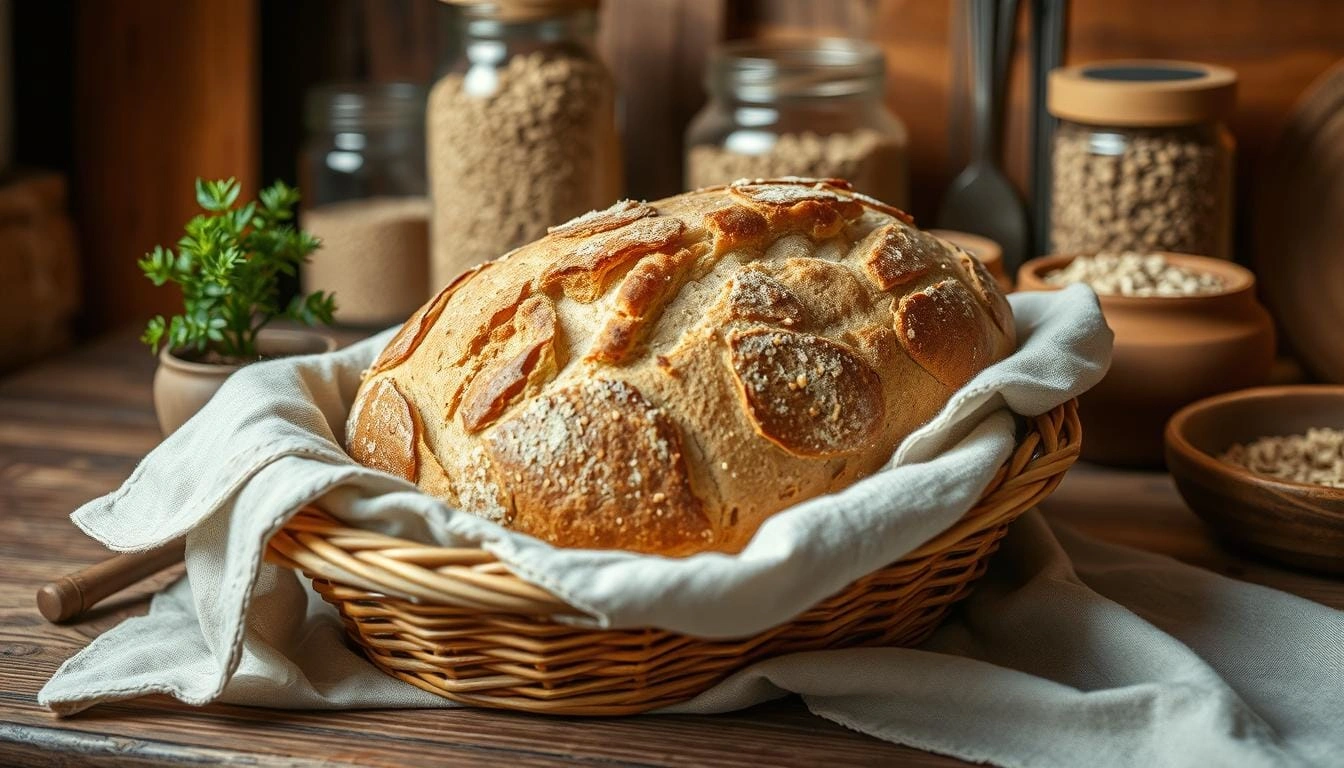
xmin=684 ymin=38 xmax=909 ymax=208
xmin=1047 ymin=60 xmax=1237 ymax=260
xmin=428 ymin=0 xmax=622 ymax=288
xmin=299 ymin=82 xmax=431 ymax=327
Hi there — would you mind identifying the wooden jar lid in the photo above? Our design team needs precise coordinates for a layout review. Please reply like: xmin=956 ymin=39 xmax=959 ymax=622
xmin=1048 ymin=60 xmax=1237 ymax=126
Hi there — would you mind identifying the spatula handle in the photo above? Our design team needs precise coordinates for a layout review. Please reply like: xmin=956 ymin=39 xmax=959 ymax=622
xmin=969 ymin=0 xmax=997 ymax=164
xmin=36 ymin=540 xmax=186 ymax=623
xmin=1030 ymin=0 xmax=1068 ymax=256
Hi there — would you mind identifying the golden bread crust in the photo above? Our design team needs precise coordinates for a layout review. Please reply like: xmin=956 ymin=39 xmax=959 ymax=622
xmin=483 ymin=379 xmax=711 ymax=554
xmin=727 ymin=328 xmax=885 ymax=457
xmin=346 ymin=179 xmax=1016 ymax=554
xmin=347 ymin=378 xmax=418 ymax=482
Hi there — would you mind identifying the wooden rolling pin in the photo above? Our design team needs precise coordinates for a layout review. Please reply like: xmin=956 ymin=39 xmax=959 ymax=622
xmin=36 ymin=540 xmax=186 ymax=623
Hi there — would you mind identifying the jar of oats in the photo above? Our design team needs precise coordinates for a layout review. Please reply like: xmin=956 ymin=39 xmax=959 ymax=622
xmin=1048 ymin=60 xmax=1236 ymax=260
xmin=428 ymin=0 xmax=622 ymax=287
xmin=300 ymin=83 xmax=430 ymax=327
xmin=685 ymin=38 xmax=909 ymax=208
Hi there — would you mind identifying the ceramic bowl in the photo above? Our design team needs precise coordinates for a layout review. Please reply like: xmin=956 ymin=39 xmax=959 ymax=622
xmin=153 ymin=329 xmax=338 ymax=436
xmin=1165 ymin=386 xmax=1344 ymax=574
xmin=1018 ymin=252 xmax=1275 ymax=466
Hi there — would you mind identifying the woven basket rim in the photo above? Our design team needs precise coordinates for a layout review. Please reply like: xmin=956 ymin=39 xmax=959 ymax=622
xmin=267 ymin=400 xmax=1082 ymax=623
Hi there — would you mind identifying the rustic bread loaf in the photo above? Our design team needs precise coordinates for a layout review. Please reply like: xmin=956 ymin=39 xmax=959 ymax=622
xmin=346 ymin=178 xmax=1016 ymax=555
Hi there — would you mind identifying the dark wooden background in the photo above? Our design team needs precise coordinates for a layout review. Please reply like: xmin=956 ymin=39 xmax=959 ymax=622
xmin=10 ymin=0 xmax=1344 ymax=337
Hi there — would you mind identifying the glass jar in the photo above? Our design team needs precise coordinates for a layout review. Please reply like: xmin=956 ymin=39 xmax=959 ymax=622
xmin=427 ymin=0 xmax=622 ymax=288
xmin=299 ymin=82 xmax=430 ymax=327
xmin=1047 ymin=60 xmax=1237 ymax=260
xmin=684 ymin=38 xmax=909 ymax=208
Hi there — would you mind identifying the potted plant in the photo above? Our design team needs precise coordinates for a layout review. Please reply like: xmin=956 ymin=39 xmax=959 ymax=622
xmin=141 ymin=177 xmax=338 ymax=435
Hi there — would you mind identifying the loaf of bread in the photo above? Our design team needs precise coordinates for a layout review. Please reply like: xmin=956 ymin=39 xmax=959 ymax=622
xmin=346 ymin=178 xmax=1015 ymax=555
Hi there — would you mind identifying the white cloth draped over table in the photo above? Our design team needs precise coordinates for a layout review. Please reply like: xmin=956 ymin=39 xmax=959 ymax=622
xmin=39 ymin=286 xmax=1344 ymax=768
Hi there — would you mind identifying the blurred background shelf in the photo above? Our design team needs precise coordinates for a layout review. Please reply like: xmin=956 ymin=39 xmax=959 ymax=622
xmin=5 ymin=0 xmax=1344 ymax=361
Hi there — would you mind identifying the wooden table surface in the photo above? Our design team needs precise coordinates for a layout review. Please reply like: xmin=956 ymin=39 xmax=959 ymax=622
xmin=2 ymin=330 xmax=1341 ymax=767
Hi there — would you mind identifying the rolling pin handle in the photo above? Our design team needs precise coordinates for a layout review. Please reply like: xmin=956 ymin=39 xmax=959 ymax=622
xmin=35 ymin=540 xmax=187 ymax=623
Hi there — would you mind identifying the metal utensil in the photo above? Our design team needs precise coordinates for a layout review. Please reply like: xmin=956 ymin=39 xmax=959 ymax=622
xmin=937 ymin=0 xmax=1030 ymax=274
xmin=995 ymin=0 xmax=1019 ymax=107
xmin=1029 ymin=0 xmax=1068 ymax=256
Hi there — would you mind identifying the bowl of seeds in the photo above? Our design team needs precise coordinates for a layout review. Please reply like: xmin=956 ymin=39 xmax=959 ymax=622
xmin=1165 ymin=386 xmax=1344 ymax=574
xmin=1019 ymin=251 xmax=1275 ymax=466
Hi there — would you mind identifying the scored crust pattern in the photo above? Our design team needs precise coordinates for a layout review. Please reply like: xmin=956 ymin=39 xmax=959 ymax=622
xmin=459 ymin=294 xmax=563 ymax=432
xmin=861 ymin=223 xmax=945 ymax=291
xmin=728 ymin=328 xmax=884 ymax=457
xmin=540 ymin=216 xmax=685 ymax=302
xmin=546 ymin=199 xmax=655 ymax=238
xmin=895 ymin=279 xmax=996 ymax=390
xmin=588 ymin=246 xmax=701 ymax=365
xmin=347 ymin=178 xmax=1017 ymax=554
xmin=726 ymin=269 xmax=811 ymax=326
xmin=347 ymin=378 xmax=418 ymax=482
xmin=483 ymin=379 xmax=711 ymax=554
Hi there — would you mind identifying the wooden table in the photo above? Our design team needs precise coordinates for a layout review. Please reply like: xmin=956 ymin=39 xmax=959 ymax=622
xmin=2 ymin=331 xmax=1340 ymax=767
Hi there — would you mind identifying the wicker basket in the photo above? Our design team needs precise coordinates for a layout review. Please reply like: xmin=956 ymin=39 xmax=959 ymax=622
xmin=265 ymin=399 xmax=1080 ymax=716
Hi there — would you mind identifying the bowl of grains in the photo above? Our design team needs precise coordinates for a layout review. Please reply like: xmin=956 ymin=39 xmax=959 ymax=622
xmin=1166 ymin=386 xmax=1344 ymax=574
xmin=1019 ymin=251 xmax=1275 ymax=466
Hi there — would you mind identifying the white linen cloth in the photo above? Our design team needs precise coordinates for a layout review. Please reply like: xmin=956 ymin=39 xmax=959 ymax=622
xmin=38 ymin=285 xmax=1344 ymax=767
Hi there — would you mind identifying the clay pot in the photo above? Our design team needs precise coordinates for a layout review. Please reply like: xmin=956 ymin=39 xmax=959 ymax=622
xmin=1018 ymin=253 xmax=1275 ymax=466
xmin=153 ymin=328 xmax=337 ymax=436
xmin=928 ymin=229 xmax=1013 ymax=292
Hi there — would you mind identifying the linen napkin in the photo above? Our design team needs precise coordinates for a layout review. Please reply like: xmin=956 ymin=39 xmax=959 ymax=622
xmin=38 ymin=285 xmax=1343 ymax=766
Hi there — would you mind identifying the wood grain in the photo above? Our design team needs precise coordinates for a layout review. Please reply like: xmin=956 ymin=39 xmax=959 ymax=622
xmin=72 ymin=0 xmax=259 ymax=334
xmin=360 ymin=0 xmax=439 ymax=82
xmin=36 ymin=540 xmax=186 ymax=623
xmin=0 ymin=172 xmax=80 ymax=373
xmin=599 ymin=0 xmax=725 ymax=200
xmin=1 ymin=329 xmax=1342 ymax=766
xmin=1253 ymin=61 xmax=1344 ymax=381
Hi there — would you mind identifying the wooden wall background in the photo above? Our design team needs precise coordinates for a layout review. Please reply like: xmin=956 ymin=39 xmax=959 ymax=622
xmin=21 ymin=0 xmax=1344 ymax=335
xmin=71 ymin=0 xmax=259 ymax=333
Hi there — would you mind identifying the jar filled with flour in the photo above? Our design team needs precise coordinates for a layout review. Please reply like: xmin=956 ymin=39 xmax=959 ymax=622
xmin=300 ymin=82 xmax=430 ymax=327
xmin=685 ymin=38 xmax=909 ymax=208
xmin=428 ymin=0 xmax=622 ymax=287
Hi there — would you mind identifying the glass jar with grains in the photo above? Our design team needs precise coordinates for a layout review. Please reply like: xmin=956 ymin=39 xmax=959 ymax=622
xmin=685 ymin=38 xmax=909 ymax=208
xmin=1047 ymin=60 xmax=1236 ymax=260
xmin=428 ymin=0 xmax=622 ymax=287
xmin=299 ymin=83 xmax=430 ymax=327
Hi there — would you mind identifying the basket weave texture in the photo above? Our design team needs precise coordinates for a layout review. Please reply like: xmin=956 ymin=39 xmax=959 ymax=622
xmin=266 ymin=399 xmax=1080 ymax=715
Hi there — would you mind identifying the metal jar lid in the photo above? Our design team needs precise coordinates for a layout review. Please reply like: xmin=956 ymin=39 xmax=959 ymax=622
xmin=305 ymin=82 xmax=427 ymax=133
xmin=707 ymin=37 xmax=886 ymax=102
xmin=1048 ymin=60 xmax=1237 ymax=126
xmin=439 ymin=0 xmax=599 ymax=22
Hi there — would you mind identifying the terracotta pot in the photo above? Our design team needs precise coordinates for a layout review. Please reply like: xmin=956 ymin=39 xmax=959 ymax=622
xmin=1018 ymin=252 xmax=1275 ymax=466
xmin=927 ymin=229 xmax=1013 ymax=292
xmin=153 ymin=328 xmax=337 ymax=436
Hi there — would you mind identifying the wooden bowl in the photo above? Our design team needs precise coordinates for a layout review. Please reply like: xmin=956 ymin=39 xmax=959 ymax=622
xmin=1165 ymin=386 xmax=1344 ymax=575
xmin=1019 ymin=252 xmax=1275 ymax=466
